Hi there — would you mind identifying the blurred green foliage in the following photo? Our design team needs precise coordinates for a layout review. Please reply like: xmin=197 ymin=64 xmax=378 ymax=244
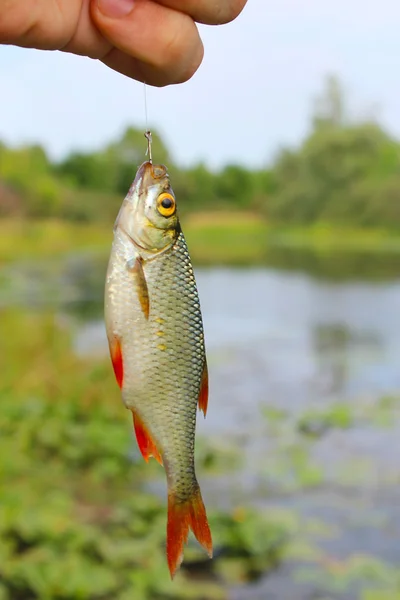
xmin=0 ymin=144 xmax=61 ymax=218
xmin=2 ymin=76 xmax=400 ymax=229
xmin=297 ymin=554 xmax=400 ymax=597
xmin=0 ymin=310 xmax=294 ymax=599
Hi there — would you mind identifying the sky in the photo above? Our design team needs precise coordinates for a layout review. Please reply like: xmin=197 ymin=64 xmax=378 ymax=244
xmin=1 ymin=0 xmax=400 ymax=169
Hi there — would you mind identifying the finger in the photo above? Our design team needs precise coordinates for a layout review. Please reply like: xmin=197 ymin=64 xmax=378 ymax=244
xmin=99 ymin=48 xmax=153 ymax=85
xmin=61 ymin=0 xmax=110 ymax=58
xmin=100 ymin=45 xmax=194 ymax=87
xmin=100 ymin=44 xmax=201 ymax=87
xmin=0 ymin=0 xmax=79 ymax=49
xmin=91 ymin=0 xmax=203 ymax=85
xmin=154 ymin=0 xmax=247 ymax=25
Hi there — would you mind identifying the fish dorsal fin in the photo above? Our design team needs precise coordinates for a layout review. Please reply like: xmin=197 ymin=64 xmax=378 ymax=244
xmin=127 ymin=257 xmax=150 ymax=319
xmin=132 ymin=411 xmax=163 ymax=465
xmin=198 ymin=359 xmax=209 ymax=417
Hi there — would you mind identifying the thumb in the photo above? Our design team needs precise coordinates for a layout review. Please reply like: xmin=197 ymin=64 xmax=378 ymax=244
xmin=90 ymin=0 xmax=203 ymax=86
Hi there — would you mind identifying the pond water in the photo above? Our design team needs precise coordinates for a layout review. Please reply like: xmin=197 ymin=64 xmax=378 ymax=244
xmin=2 ymin=251 xmax=400 ymax=599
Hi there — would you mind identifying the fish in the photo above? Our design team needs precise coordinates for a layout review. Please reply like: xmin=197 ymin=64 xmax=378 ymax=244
xmin=104 ymin=155 xmax=212 ymax=578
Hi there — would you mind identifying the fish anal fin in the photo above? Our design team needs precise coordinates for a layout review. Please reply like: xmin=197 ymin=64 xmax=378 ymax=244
xmin=167 ymin=485 xmax=212 ymax=579
xmin=127 ymin=257 xmax=149 ymax=319
xmin=132 ymin=411 xmax=163 ymax=465
xmin=109 ymin=335 xmax=123 ymax=389
xmin=198 ymin=359 xmax=209 ymax=417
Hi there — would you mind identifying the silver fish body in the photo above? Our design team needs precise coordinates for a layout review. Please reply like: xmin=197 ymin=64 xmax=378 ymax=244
xmin=104 ymin=161 xmax=212 ymax=577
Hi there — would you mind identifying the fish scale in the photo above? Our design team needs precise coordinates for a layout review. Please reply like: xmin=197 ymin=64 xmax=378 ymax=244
xmin=136 ymin=232 xmax=202 ymax=481
xmin=104 ymin=160 xmax=212 ymax=578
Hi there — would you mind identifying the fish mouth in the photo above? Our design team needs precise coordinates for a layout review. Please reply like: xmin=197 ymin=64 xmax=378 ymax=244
xmin=135 ymin=161 xmax=170 ymax=196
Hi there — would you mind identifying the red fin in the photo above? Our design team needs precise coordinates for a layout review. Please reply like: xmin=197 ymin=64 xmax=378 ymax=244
xmin=132 ymin=411 xmax=163 ymax=466
xmin=128 ymin=257 xmax=149 ymax=319
xmin=109 ymin=336 xmax=123 ymax=389
xmin=198 ymin=359 xmax=209 ymax=417
xmin=167 ymin=485 xmax=212 ymax=579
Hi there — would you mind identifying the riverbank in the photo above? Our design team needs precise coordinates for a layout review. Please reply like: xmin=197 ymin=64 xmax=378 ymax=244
xmin=1 ymin=216 xmax=400 ymax=266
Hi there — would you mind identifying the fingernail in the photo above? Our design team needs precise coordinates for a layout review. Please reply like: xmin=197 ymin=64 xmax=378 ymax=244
xmin=97 ymin=0 xmax=135 ymax=18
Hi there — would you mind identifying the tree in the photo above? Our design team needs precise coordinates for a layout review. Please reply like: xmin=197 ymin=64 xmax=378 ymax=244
xmin=264 ymin=75 xmax=400 ymax=227
xmin=312 ymin=74 xmax=347 ymax=130
xmin=0 ymin=144 xmax=62 ymax=217
xmin=56 ymin=127 xmax=171 ymax=196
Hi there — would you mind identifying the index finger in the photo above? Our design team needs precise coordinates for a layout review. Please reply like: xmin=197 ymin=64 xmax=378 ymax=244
xmin=154 ymin=0 xmax=247 ymax=25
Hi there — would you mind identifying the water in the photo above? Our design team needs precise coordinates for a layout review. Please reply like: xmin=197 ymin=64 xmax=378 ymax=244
xmin=71 ymin=265 xmax=400 ymax=397
xmin=2 ymin=253 xmax=400 ymax=598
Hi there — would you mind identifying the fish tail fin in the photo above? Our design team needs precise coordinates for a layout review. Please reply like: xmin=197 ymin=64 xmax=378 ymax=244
xmin=167 ymin=483 xmax=213 ymax=578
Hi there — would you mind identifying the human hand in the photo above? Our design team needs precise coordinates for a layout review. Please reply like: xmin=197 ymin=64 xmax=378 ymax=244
xmin=0 ymin=0 xmax=247 ymax=86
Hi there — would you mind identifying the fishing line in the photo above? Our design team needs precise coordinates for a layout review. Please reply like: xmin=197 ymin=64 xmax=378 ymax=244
xmin=143 ymin=81 xmax=149 ymax=133
xmin=143 ymin=82 xmax=152 ymax=163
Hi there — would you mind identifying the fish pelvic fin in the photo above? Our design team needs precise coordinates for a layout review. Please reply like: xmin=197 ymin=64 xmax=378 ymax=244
xmin=167 ymin=484 xmax=212 ymax=579
xmin=132 ymin=411 xmax=163 ymax=466
xmin=109 ymin=335 xmax=123 ymax=389
xmin=198 ymin=359 xmax=209 ymax=417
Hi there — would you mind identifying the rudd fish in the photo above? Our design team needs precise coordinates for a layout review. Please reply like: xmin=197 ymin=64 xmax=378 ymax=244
xmin=104 ymin=137 xmax=212 ymax=578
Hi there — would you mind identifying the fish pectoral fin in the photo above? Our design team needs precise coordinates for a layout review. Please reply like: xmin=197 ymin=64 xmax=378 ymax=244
xmin=198 ymin=359 xmax=209 ymax=417
xmin=167 ymin=484 xmax=213 ymax=579
xmin=127 ymin=256 xmax=150 ymax=319
xmin=132 ymin=411 xmax=163 ymax=466
xmin=109 ymin=335 xmax=124 ymax=389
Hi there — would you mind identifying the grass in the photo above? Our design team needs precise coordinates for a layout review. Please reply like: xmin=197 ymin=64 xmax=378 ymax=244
xmin=268 ymin=222 xmax=400 ymax=253
xmin=1 ymin=216 xmax=400 ymax=267
xmin=184 ymin=212 xmax=268 ymax=265
xmin=0 ymin=220 xmax=112 ymax=264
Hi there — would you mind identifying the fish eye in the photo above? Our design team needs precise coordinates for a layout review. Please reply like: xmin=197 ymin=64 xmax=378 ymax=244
xmin=157 ymin=193 xmax=176 ymax=217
